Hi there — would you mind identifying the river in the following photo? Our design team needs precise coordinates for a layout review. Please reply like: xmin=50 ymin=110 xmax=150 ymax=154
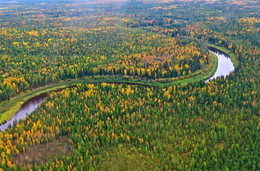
xmin=0 ymin=93 xmax=47 ymax=131
xmin=207 ymin=47 xmax=235 ymax=82
xmin=0 ymin=47 xmax=235 ymax=131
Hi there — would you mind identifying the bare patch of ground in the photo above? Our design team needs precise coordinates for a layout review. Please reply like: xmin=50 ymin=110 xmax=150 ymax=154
xmin=13 ymin=136 xmax=71 ymax=167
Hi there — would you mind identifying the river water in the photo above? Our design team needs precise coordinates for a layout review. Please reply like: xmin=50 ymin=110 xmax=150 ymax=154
xmin=0 ymin=47 xmax=235 ymax=131
xmin=0 ymin=93 xmax=47 ymax=131
xmin=206 ymin=48 xmax=235 ymax=82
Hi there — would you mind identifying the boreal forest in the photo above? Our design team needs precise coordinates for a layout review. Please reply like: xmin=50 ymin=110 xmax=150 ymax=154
xmin=0 ymin=0 xmax=259 ymax=170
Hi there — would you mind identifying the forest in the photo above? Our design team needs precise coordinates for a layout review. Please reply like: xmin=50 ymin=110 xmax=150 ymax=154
xmin=0 ymin=0 xmax=259 ymax=170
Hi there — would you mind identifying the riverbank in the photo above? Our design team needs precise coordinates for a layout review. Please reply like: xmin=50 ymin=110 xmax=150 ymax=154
xmin=0 ymin=45 xmax=233 ymax=125
xmin=207 ymin=44 xmax=239 ymax=67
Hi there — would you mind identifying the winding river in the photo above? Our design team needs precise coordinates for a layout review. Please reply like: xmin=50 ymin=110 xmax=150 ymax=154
xmin=0 ymin=93 xmax=47 ymax=131
xmin=0 ymin=48 xmax=235 ymax=131
xmin=207 ymin=47 xmax=235 ymax=82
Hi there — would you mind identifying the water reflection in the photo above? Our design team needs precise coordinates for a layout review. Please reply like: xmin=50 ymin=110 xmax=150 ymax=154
xmin=0 ymin=93 xmax=47 ymax=131
xmin=206 ymin=49 xmax=235 ymax=82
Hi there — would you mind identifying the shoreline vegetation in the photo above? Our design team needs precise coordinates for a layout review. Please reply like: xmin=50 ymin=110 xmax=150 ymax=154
xmin=0 ymin=44 xmax=236 ymax=125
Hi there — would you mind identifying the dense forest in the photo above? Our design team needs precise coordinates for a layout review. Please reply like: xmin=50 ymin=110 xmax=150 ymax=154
xmin=0 ymin=0 xmax=259 ymax=170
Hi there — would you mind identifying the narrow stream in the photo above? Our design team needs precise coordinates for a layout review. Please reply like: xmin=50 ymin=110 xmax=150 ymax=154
xmin=0 ymin=47 xmax=235 ymax=131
